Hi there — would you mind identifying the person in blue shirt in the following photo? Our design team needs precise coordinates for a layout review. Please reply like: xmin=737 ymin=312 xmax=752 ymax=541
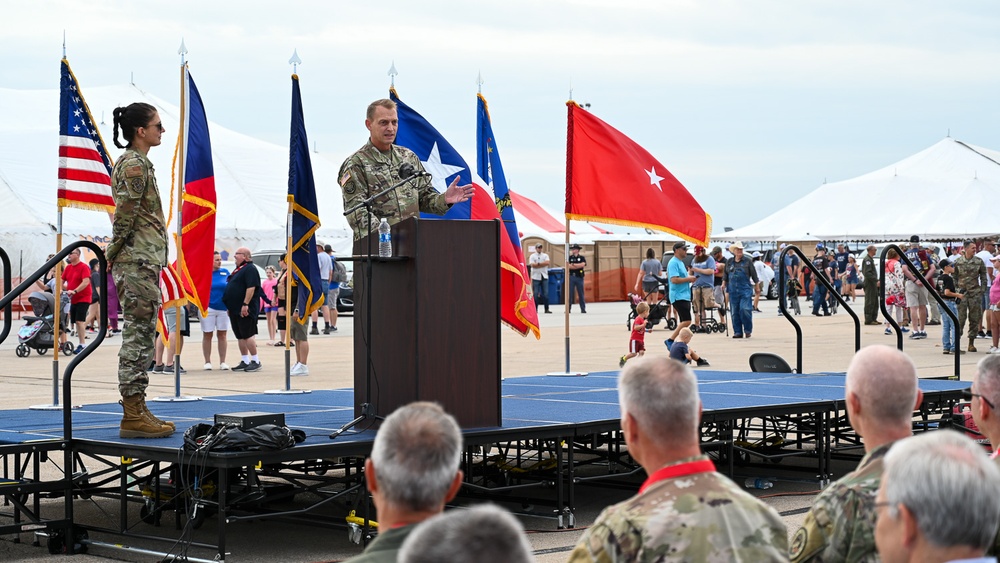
xmin=665 ymin=242 xmax=696 ymax=351
xmin=201 ymin=251 xmax=231 ymax=371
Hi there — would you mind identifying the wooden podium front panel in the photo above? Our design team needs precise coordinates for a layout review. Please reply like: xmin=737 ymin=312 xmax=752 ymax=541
xmin=353 ymin=218 xmax=501 ymax=428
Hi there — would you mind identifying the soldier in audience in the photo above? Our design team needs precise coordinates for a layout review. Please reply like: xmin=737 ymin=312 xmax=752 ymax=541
xmin=569 ymin=356 xmax=787 ymax=562
xmin=874 ymin=431 xmax=1000 ymax=563
xmin=790 ymin=345 xmax=921 ymax=562
xmin=967 ymin=355 xmax=1000 ymax=555
xmin=345 ymin=402 xmax=463 ymax=563
xmin=954 ymin=239 xmax=989 ymax=353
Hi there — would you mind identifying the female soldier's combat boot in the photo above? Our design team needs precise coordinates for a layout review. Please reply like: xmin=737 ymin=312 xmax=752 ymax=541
xmin=119 ymin=394 xmax=173 ymax=438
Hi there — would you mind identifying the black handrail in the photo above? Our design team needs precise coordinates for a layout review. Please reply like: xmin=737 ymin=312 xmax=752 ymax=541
xmin=879 ymin=244 xmax=958 ymax=379
xmin=0 ymin=247 xmax=11 ymax=346
xmin=777 ymin=246 xmax=861 ymax=374
xmin=0 ymin=241 xmax=108 ymax=555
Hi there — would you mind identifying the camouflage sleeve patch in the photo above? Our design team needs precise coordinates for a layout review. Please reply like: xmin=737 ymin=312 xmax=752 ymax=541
xmin=339 ymin=170 xmax=351 ymax=187
xmin=125 ymin=165 xmax=144 ymax=178
xmin=127 ymin=177 xmax=146 ymax=198
xmin=789 ymin=504 xmax=832 ymax=562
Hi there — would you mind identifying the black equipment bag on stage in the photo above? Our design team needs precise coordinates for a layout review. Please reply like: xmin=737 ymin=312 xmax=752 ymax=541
xmin=183 ymin=422 xmax=300 ymax=453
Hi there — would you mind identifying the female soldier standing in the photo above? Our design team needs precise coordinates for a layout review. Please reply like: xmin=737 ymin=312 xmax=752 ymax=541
xmin=106 ymin=103 xmax=173 ymax=438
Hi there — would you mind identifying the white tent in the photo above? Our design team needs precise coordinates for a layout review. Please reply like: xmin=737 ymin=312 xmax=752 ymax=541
xmin=718 ymin=138 xmax=1000 ymax=242
xmin=0 ymin=82 xmax=355 ymax=275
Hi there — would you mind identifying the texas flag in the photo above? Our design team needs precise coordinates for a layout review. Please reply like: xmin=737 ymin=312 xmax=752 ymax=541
xmin=391 ymin=88 xmax=540 ymax=338
xmin=168 ymin=66 xmax=217 ymax=316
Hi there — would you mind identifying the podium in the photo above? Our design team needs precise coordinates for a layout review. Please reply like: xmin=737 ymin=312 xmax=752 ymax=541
xmin=352 ymin=217 xmax=501 ymax=428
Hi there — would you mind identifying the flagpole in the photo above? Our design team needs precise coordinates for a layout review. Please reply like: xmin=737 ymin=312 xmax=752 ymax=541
xmin=30 ymin=215 xmax=71 ymax=410
xmin=546 ymin=219 xmax=586 ymax=377
xmin=30 ymin=50 xmax=76 ymax=410
xmin=265 ymin=196 xmax=308 ymax=394
xmin=266 ymin=62 xmax=308 ymax=395
xmin=546 ymin=101 xmax=585 ymax=377
xmin=154 ymin=41 xmax=200 ymax=402
xmin=172 ymin=57 xmax=185 ymax=393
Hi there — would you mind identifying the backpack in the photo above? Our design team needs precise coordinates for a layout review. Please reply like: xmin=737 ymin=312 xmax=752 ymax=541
xmin=332 ymin=259 xmax=348 ymax=283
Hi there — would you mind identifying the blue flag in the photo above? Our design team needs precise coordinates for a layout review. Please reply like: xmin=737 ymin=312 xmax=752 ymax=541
xmin=476 ymin=93 xmax=538 ymax=337
xmin=288 ymin=74 xmax=323 ymax=321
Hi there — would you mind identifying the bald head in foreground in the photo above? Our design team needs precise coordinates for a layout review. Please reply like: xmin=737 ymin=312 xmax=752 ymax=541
xmin=791 ymin=345 xmax=921 ymax=562
xmin=875 ymin=430 xmax=1000 ymax=563
xmin=568 ymin=356 xmax=788 ymax=562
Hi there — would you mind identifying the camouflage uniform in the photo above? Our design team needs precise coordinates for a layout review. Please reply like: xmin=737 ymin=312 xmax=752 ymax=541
xmin=568 ymin=455 xmax=788 ymax=562
xmin=991 ymin=456 xmax=1000 ymax=556
xmin=338 ymin=141 xmax=451 ymax=240
xmin=789 ymin=443 xmax=891 ymax=563
xmin=107 ymin=149 xmax=167 ymax=397
xmin=953 ymin=254 xmax=988 ymax=345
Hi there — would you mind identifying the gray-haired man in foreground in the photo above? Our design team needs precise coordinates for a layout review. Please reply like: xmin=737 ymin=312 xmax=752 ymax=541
xmin=345 ymin=402 xmax=464 ymax=563
xmin=568 ymin=355 xmax=787 ymax=562
xmin=874 ymin=430 xmax=1000 ymax=563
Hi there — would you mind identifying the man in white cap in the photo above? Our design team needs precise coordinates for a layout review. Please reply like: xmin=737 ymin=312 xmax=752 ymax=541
xmin=723 ymin=242 xmax=758 ymax=339
xmin=529 ymin=243 xmax=551 ymax=314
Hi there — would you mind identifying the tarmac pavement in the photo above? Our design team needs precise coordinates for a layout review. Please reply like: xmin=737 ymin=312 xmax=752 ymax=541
xmin=0 ymin=296 xmax=978 ymax=561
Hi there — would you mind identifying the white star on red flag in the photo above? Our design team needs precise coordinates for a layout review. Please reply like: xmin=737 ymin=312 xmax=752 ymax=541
xmin=646 ymin=166 xmax=665 ymax=191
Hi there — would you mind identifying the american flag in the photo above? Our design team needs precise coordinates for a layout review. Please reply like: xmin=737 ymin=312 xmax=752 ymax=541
xmin=58 ymin=58 xmax=115 ymax=212
xmin=156 ymin=265 xmax=187 ymax=343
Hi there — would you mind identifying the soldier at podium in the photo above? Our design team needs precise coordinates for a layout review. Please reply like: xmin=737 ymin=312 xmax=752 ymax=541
xmin=338 ymin=99 xmax=475 ymax=240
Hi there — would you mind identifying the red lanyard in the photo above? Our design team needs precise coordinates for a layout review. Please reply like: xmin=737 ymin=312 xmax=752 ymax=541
xmin=639 ymin=459 xmax=715 ymax=495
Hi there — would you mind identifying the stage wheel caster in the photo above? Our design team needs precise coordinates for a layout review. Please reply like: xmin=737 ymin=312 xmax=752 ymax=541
xmin=190 ymin=504 xmax=207 ymax=529
xmin=16 ymin=344 xmax=29 ymax=357
xmin=47 ymin=528 xmax=88 ymax=554
xmin=139 ymin=501 xmax=161 ymax=525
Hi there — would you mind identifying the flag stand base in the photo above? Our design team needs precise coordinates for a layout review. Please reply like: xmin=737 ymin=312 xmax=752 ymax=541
xmin=546 ymin=371 xmax=588 ymax=377
xmin=151 ymin=395 xmax=202 ymax=402
xmin=264 ymin=389 xmax=311 ymax=395
xmin=29 ymin=404 xmax=82 ymax=410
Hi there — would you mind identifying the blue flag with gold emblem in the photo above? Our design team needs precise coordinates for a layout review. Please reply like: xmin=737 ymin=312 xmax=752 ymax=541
xmin=287 ymin=74 xmax=323 ymax=321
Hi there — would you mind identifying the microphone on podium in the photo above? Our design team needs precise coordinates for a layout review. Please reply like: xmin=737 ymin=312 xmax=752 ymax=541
xmin=398 ymin=163 xmax=430 ymax=179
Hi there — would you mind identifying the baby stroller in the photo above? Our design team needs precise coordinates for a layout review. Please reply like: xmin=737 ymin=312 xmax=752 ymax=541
xmin=626 ymin=278 xmax=676 ymax=332
xmin=16 ymin=291 xmax=73 ymax=357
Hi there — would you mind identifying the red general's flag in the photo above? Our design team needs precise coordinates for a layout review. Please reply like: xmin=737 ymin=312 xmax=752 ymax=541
xmin=169 ymin=66 xmax=216 ymax=315
xmin=565 ymin=102 xmax=711 ymax=246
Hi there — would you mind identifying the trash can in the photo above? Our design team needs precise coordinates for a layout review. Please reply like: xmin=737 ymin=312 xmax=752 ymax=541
xmin=547 ymin=268 xmax=565 ymax=305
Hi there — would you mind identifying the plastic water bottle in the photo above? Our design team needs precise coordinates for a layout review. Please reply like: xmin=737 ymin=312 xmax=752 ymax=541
xmin=378 ymin=218 xmax=392 ymax=258
xmin=744 ymin=478 xmax=773 ymax=490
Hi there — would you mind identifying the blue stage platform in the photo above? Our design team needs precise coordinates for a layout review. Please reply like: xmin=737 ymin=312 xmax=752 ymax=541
xmin=0 ymin=370 xmax=969 ymax=450
xmin=0 ymin=370 xmax=969 ymax=561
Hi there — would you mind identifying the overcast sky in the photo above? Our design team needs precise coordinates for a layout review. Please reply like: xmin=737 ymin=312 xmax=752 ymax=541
xmin=2 ymin=1 xmax=998 ymax=233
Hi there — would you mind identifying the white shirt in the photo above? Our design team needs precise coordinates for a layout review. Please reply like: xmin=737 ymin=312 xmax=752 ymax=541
xmin=317 ymin=251 xmax=333 ymax=281
xmin=975 ymin=250 xmax=994 ymax=284
xmin=529 ymin=251 xmax=550 ymax=280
